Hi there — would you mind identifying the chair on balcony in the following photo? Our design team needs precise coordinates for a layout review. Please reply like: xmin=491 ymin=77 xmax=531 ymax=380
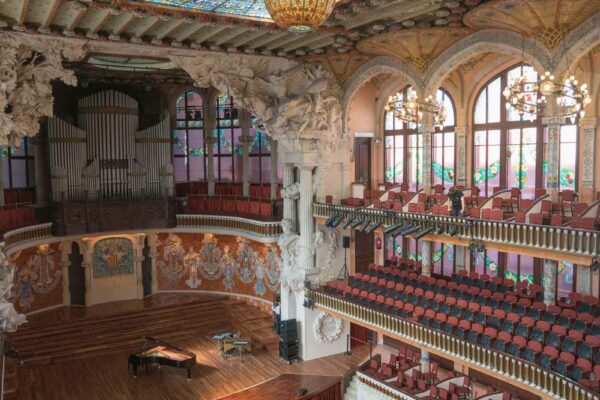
xmin=507 ymin=335 xmax=527 ymax=357
xmin=539 ymin=345 xmax=559 ymax=370
xmin=553 ymin=190 xmax=578 ymax=217
xmin=522 ymin=340 xmax=542 ymax=363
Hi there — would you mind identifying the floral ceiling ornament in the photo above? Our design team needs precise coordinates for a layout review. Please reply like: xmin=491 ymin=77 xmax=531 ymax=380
xmin=0 ymin=35 xmax=85 ymax=146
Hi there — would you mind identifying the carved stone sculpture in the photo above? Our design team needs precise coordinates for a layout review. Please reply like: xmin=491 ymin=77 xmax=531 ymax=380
xmin=0 ymin=34 xmax=85 ymax=146
xmin=0 ymin=247 xmax=27 ymax=333
xmin=313 ymin=312 xmax=343 ymax=344
xmin=280 ymin=182 xmax=300 ymax=200
xmin=277 ymin=218 xmax=302 ymax=290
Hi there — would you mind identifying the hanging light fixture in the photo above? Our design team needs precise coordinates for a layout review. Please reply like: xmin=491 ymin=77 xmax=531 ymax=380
xmin=265 ymin=0 xmax=336 ymax=33
xmin=503 ymin=70 xmax=592 ymax=124
xmin=385 ymin=91 xmax=447 ymax=128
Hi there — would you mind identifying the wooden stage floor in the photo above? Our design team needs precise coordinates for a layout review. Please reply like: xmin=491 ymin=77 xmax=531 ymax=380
xmin=15 ymin=294 xmax=371 ymax=400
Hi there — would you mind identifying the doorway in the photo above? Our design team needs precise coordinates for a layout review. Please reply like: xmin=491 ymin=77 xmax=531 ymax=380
xmin=142 ymin=237 xmax=152 ymax=297
xmin=68 ymin=242 xmax=85 ymax=306
xmin=354 ymin=231 xmax=375 ymax=274
xmin=354 ymin=138 xmax=371 ymax=187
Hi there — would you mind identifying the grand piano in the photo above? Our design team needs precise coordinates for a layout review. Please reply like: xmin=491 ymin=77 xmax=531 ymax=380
xmin=128 ymin=336 xmax=196 ymax=380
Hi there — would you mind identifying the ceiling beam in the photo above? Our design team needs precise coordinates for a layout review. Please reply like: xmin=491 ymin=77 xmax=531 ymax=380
xmin=191 ymin=25 xmax=230 ymax=45
xmin=265 ymin=33 xmax=305 ymax=50
xmin=213 ymin=26 xmax=248 ymax=46
xmin=155 ymin=19 xmax=185 ymax=40
xmin=67 ymin=6 xmax=88 ymax=31
xmin=246 ymin=32 xmax=288 ymax=49
xmin=89 ymin=10 xmax=112 ymax=34
xmin=132 ymin=17 xmax=160 ymax=38
xmin=229 ymin=30 xmax=265 ymax=48
xmin=174 ymin=23 xmax=206 ymax=42
xmin=342 ymin=0 xmax=437 ymax=30
xmin=307 ymin=35 xmax=336 ymax=50
xmin=17 ymin=0 xmax=29 ymax=25
xmin=112 ymin=14 xmax=135 ymax=35
xmin=284 ymin=33 xmax=334 ymax=52
xmin=42 ymin=0 xmax=61 ymax=28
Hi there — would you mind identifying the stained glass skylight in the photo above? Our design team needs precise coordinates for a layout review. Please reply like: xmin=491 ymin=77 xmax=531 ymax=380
xmin=134 ymin=0 xmax=273 ymax=21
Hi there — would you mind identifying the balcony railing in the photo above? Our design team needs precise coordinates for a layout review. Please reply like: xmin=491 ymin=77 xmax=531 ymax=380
xmin=3 ymin=223 xmax=53 ymax=251
xmin=313 ymin=203 xmax=600 ymax=258
xmin=305 ymin=289 xmax=600 ymax=400
xmin=356 ymin=369 xmax=416 ymax=400
xmin=176 ymin=214 xmax=282 ymax=239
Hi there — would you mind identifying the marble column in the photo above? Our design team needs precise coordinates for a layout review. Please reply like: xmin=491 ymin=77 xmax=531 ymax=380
xmin=454 ymin=126 xmax=468 ymax=187
xmin=419 ymin=122 xmax=433 ymax=194
xmin=455 ymin=245 xmax=466 ymax=272
xmin=580 ymin=117 xmax=598 ymax=201
xmin=283 ymin=163 xmax=297 ymax=229
xmin=542 ymin=116 xmax=566 ymax=202
xmin=270 ymin=139 xmax=278 ymax=200
xmin=32 ymin=137 xmax=47 ymax=207
xmin=0 ymin=155 xmax=4 ymax=207
xmin=298 ymin=165 xmax=315 ymax=271
xmin=240 ymin=110 xmax=252 ymax=197
xmin=543 ymin=259 xmax=558 ymax=306
xmin=203 ymin=105 xmax=217 ymax=196
xmin=420 ymin=240 xmax=431 ymax=277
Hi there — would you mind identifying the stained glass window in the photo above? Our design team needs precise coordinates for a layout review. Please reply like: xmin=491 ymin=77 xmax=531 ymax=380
xmin=174 ymin=91 xmax=204 ymax=182
xmin=137 ymin=0 xmax=272 ymax=21
xmin=471 ymin=248 xmax=499 ymax=276
xmin=432 ymin=242 xmax=454 ymax=277
xmin=1 ymin=139 xmax=35 ymax=189
xmin=543 ymin=124 xmax=578 ymax=191
xmin=249 ymin=123 xmax=272 ymax=184
xmin=432 ymin=89 xmax=455 ymax=190
xmin=505 ymin=254 xmax=535 ymax=284
xmin=472 ymin=65 xmax=543 ymax=198
xmin=384 ymin=86 xmax=422 ymax=190
xmin=215 ymin=94 xmax=240 ymax=182
xmin=556 ymin=261 xmax=574 ymax=300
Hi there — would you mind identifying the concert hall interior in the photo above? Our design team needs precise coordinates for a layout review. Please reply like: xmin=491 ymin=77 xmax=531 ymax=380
xmin=1 ymin=0 xmax=600 ymax=399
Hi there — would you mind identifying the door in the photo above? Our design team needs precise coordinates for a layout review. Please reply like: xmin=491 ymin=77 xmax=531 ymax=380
xmin=354 ymin=231 xmax=375 ymax=274
xmin=68 ymin=242 xmax=86 ymax=306
xmin=142 ymin=237 xmax=152 ymax=297
xmin=354 ymin=138 xmax=371 ymax=187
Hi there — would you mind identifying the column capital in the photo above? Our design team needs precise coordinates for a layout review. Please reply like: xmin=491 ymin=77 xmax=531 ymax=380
xmin=455 ymin=126 xmax=468 ymax=137
xmin=542 ymin=116 xmax=568 ymax=126
xmin=580 ymin=117 xmax=599 ymax=130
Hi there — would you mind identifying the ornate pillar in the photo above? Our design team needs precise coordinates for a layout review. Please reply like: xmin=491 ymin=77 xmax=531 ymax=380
xmin=419 ymin=121 xmax=433 ymax=194
xmin=240 ymin=110 xmax=252 ymax=197
xmin=283 ymin=163 xmax=297 ymax=229
xmin=455 ymin=126 xmax=467 ymax=187
xmin=420 ymin=240 xmax=431 ymax=277
xmin=148 ymin=233 xmax=159 ymax=294
xmin=203 ymin=101 xmax=217 ymax=196
xmin=0 ymin=156 xmax=4 ymax=207
xmin=543 ymin=259 xmax=558 ymax=306
xmin=455 ymin=244 xmax=466 ymax=272
xmin=542 ymin=116 xmax=566 ymax=201
xmin=270 ymin=139 xmax=278 ymax=200
xmin=298 ymin=165 xmax=315 ymax=271
xmin=134 ymin=234 xmax=146 ymax=299
xmin=32 ymin=136 xmax=47 ymax=207
xmin=80 ymin=238 xmax=94 ymax=306
xmin=576 ymin=264 xmax=592 ymax=296
xmin=421 ymin=350 xmax=430 ymax=376
xmin=580 ymin=117 xmax=598 ymax=201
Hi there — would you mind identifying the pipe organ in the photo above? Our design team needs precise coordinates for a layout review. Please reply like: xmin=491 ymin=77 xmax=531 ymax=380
xmin=48 ymin=90 xmax=172 ymax=202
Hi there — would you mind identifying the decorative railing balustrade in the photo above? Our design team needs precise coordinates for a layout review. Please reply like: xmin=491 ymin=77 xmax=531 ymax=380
xmin=313 ymin=203 xmax=600 ymax=258
xmin=306 ymin=289 xmax=600 ymax=400
xmin=3 ymin=223 xmax=53 ymax=251
xmin=176 ymin=214 xmax=282 ymax=239
xmin=355 ymin=369 xmax=416 ymax=400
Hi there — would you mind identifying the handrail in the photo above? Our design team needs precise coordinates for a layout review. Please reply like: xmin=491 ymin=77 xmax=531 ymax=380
xmin=306 ymin=289 xmax=600 ymax=400
xmin=176 ymin=214 xmax=282 ymax=238
xmin=356 ymin=369 xmax=416 ymax=400
xmin=313 ymin=202 xmax=600 ymax=258
xmin=3 ymin=223 xmax=53 ymax=251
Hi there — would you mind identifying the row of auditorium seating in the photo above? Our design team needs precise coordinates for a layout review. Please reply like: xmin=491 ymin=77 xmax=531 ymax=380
xmin=186 ymin=195 xmax=280 ymax=218
xmin=325 ymin=264 xmax=600 ymax=385
xmin=0 ymin=206 xmax=36 ymax=234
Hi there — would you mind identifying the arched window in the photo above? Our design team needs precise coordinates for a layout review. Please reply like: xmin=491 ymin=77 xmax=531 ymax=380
xmin=173 ymin=91 xmax=204 ymax=182
xmin=472 ymin=65 xmax=543 ymax=198
xmin=432 ymin=89 xmax=456 ymax=190
xmin=1 ymin=139 xmax=35 ymax=188
xmin=384 ymin=86 xmax=422 ymax=191
xmin=215 ymin=94 xmax=240 ymax=182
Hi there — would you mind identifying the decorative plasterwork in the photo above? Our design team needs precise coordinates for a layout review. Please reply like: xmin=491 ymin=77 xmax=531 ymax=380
xmin=313 ymin=311 xmax=343 ymax=344
xmin=304 ymin=52 xmax=372 ymax=87
xmin=0 ymin=246 xmax=27 ymax=332
xmin=0 ymin=33 xmax=84 ymax=146
xmin=463 ymin=0 xmax=600 ymax=51
xmin=356 ymin=27 xmax=473 ymax=74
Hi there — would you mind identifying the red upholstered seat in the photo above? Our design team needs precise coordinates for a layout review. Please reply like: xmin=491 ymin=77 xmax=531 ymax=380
xmin=260 ymin=202 xmax=272 ymax=217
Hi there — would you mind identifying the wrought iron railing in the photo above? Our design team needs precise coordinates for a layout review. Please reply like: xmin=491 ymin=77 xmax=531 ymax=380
xmin=313 ymin=203 xmax=600 ymax=258
xmin=306 ymin=289 xmax=600 ymax=400
xmin=176 ymin=214 xmax=282 ymax=238
xmin=3 ymin=223 xmax=53 ymax=251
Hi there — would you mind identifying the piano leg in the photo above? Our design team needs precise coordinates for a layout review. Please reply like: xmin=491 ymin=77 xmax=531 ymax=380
xmin=132 ymin=364 xmax=138 ymax=378
xmin=187 ymin=368 xmax=192 ymax=381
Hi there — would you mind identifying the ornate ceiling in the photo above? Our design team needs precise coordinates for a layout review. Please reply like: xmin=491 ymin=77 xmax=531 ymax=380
xmin=136 ymin=0 xmax=272 ymax=21
xmin=304 ymin=51 xmax=371 ymax=85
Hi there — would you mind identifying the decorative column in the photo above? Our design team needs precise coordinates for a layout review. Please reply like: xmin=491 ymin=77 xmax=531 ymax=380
xmin=32 ymin=136 xmax=47 ymax=207
xmin=580 ymin=117 xmax=598 ymax=201
xmin=421 ymin=350 xmax=430 ymax=376
xmin=134 ymin=234 xmax=146 ymax=299
xmin=283 ymin=163 xmax=297 ymax=229
xmin=148 ymin=233 xmax=159 ymax=294
xmin=239 ymin=110 xmax=252 ymax=197
xmin=455 ymin=244 xmax=466 ymax=272
xmin=576 ymin=265 xmax=592 ymax=296
xmin=203 ymin=102 xmax=217 ymax=196
xmin=419 ymin=122 xmax=433 ymax=194
xmin=420 ymin=240 xmax=431 ymax=276
xmin=455 ymin=126 xmax=468 ymax=187
xmin=298 ymin=165 xmax=315 ymax=271
xmin=0 ymin=155 xmax=4 ymax=207
xmin=543 ymin=259 xmax=558 ymax=306
xmin=542 ymin=116 xmax=566 ymax=202
xmin=270 ymin=139 xmax=278 ymax=200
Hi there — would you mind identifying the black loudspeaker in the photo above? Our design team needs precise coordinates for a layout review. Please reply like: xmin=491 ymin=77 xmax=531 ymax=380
xmin=343 ymin=236 xmax=351 ymax=248
xmin=279 ymin=341 xmax=299 ymax=361
xmin=278 ymin=319 xmax=298 ymax=342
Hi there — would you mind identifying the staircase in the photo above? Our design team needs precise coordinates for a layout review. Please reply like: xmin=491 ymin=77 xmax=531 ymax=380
xmin=343 ymin=373 xmax=360 ymax=400
xmin=8 ymin=296 xmax=234 ymax=366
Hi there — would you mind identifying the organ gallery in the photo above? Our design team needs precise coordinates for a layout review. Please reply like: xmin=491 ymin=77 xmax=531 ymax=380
xmin=0 ymin=1 xmax=599 ymax=399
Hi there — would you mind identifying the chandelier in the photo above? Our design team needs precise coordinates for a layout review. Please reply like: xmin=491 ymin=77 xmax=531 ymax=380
xmin=265 ymin=0 xmax=336 ymax=33
xmin=385 ymin=93 xmax=446 ymax=128
xmin=503 ymin=70 xmax=592 ymax=123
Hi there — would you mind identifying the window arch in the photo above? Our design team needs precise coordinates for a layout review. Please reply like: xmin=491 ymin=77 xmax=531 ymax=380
xmin=432 ymin=88 xmax=456 ymax=190
xmin=472 ymin=64 xmax=543 ymax=198
xmin=173 ymin=91 xmax=204 ymax=183
xmin=384 ymin=85 xmax=422 ymax=191
xmin=215 ymin=94 xmax=240 ymax=182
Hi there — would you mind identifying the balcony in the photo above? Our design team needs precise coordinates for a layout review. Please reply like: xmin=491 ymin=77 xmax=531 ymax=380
xmin=313 ymin=203 xmax=600 ymax=262
xmin=176 ymin=214 xmax=282 ymax=241
xmin=305 ymin=289 xmax=599 ymax=400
